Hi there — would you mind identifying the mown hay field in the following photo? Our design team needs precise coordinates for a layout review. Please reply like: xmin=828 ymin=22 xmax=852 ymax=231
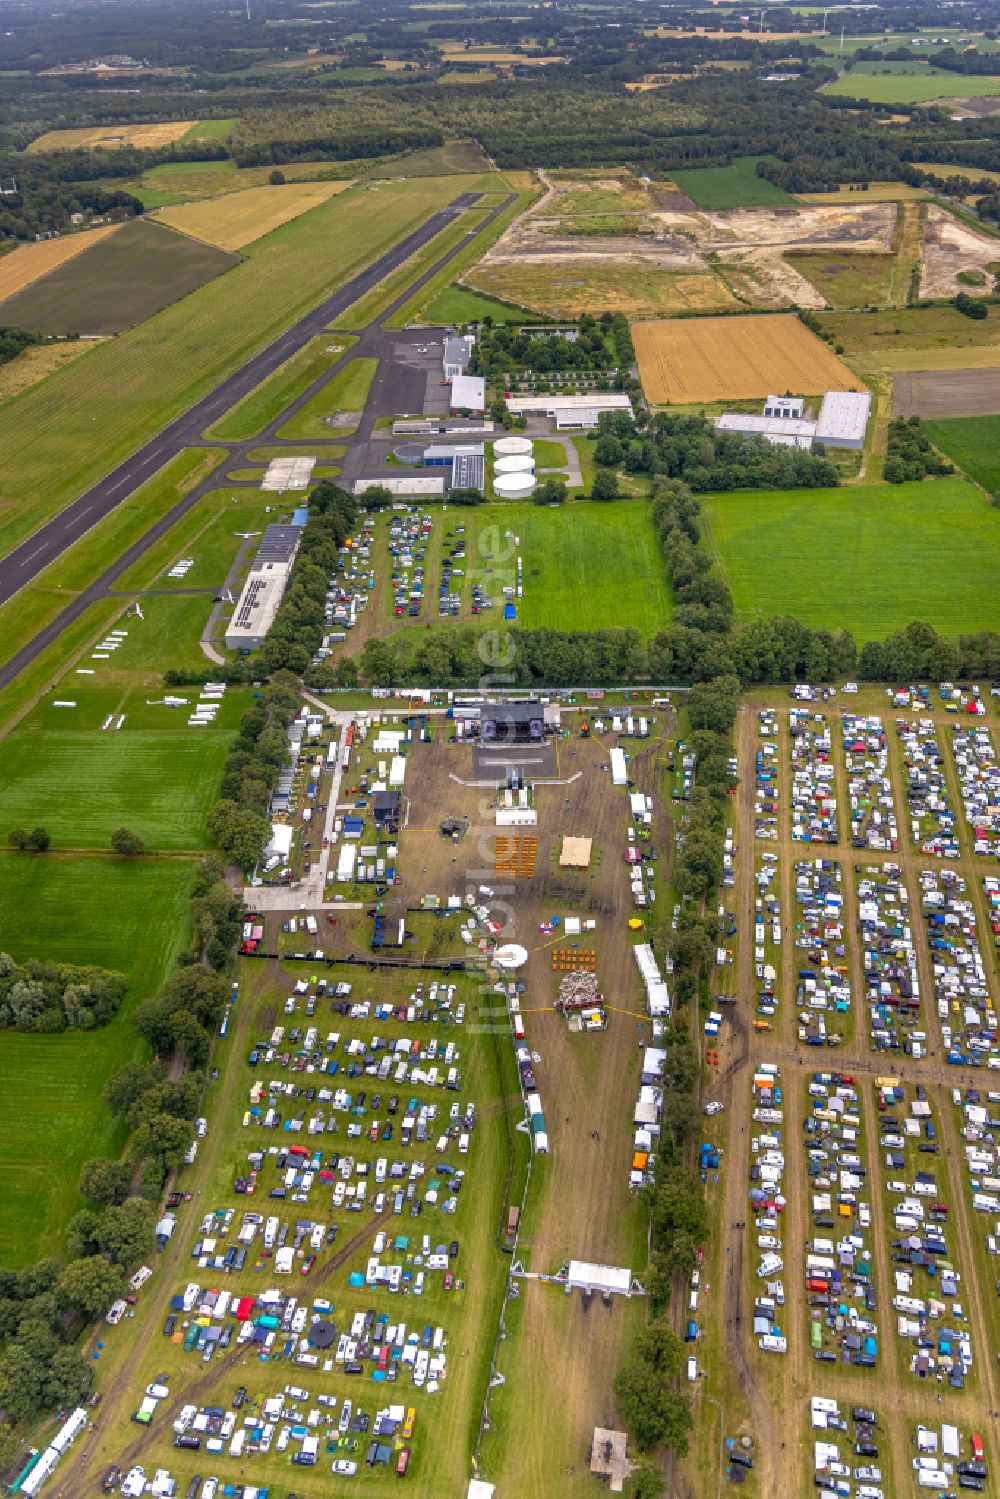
xmin=468 ymin=261 xmax=736 ymax=319
xmin=795 ymin=181 xmax=931 ymax=204
xmin=633 ymin=312 xmax=861 ymax=403
xmin=0 ymin=339 xmax=95 ymax=404
xmin=26 ymin=119 xmax=198 ymax=152
xmin=0 ymin=727 xmax=232 ymax=850
xmin=0 ymin=222 xmax=121 ymax=302
xmin=156 ymin=180 xmax=351 ymax=250
xmin=0 ymin=218 xmax=238 ymax=335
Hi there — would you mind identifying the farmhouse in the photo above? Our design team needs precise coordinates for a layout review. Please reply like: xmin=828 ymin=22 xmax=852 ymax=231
xmin=714 ymin=389 xmax=871 ymax=451
xmin=225 ymin=522 xmax=303 ymax=651
xmin=481 ymin=700 xmax=545 ymax=743
xmin=450 ymin=373 xmax=486 ymax=414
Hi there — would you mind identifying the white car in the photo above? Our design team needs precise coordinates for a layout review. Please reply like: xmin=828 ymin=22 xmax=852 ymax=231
xmin=885 ymin=1180 xmax=907 ymax=1194
xmin=704 ymin=1101 xmax=724 ymax=1116
xmin=333 ymin=1460 xmax=358 ymax=1476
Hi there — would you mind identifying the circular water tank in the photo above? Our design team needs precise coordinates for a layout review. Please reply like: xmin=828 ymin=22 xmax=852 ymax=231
xmin=494 ymin=454 xmax=535 ymax=476
xmin=494 ymin=435 xmax=533 ymax=457
xmin=494 ymin=473 xmax=536 ymax=499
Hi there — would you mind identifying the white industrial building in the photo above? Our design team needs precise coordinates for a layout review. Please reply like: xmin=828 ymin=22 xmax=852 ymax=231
xmin=714 ymin=389 xmax=871 ymax=452
xmin=504 ymin=392 xmax=632 ymax=423
xmin=814 ymin=389 xmax=871 ymax=448
xmin=353 ymin=475 xmax=446 ymax=499
xmin=714 ymin=412 xmax=815 ymax=450
xmin=763 ymin=394 xmax=805 ymax=419
xmin=224 ymin=522 xmax=303 ymax=651
xmin=450 ymin=372 xmax=485 ymax=414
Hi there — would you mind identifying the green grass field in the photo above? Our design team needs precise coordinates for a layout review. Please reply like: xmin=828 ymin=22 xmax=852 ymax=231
xmin=422 ymin=284 xmax=523 ymax=323
xmin=0 ymin=727 xmax=231 ymax=850
xmin=823 ymin=68 xmax=1000 ymax=101
xmin=464 ymin=500 xmax=672 ymax=634
xmin=206 ymin=333 xmax=355 ymax=440
xmin=703 ymin=476 xmax=1000 ymax=638
xmin=279 ymin=357 xmax=379 ymax=438
xmin=182 ymin=117 xmax=238 ymax=141
xmin=0 ymin=447 xmax=223 ymax=676
xmin=922 ymin=414 xmax=1000 ymax=492
xmin=0 ymin=854 xmax=193 ymax=1264
xmin=669 ymin=155 xmax=795 ymax=209
xmin=0 ymin=176 xmax=486 ymax=556
xmin=0 ymin=220 xmax=238 ymax=335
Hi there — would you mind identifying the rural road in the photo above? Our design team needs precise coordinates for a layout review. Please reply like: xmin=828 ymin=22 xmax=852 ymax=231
xmin=0 ymin=190 xmax=515 ymax=690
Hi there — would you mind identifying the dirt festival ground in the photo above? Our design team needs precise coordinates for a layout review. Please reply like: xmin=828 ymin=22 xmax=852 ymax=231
xmin=633 ymin=312 xmax=861 ymax=403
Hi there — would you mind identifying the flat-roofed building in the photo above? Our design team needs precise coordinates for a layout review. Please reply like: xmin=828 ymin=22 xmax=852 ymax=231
xmin=443 ymin=333 xmax=474 ymax=380
xmin=815 ymin=389 xmax=871 ymax=449
xmin=450 ymin=373 xmax=485 ymax=414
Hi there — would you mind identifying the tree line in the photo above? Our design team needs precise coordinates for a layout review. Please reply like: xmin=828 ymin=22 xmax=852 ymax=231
xmin=594 ymin=407 xmax=840 ymax=492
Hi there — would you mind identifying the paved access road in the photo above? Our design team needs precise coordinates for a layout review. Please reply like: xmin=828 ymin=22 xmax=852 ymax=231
xmin=0 ymin=192 xmax=481 ymax=616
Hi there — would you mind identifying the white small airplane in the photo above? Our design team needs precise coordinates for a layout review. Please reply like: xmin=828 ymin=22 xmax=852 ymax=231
xmin=235 ymin=530 xmax=262 ymax=539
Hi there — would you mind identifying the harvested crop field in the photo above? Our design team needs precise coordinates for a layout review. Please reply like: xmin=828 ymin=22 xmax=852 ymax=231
xmin=795 ymin=181 xmax=931 ymax=203
xmin=27 ymin=119 xmax=198 ymax=152
xmin=155 ymin=180 xmax=350 ymax=250
xmin=0 ymin=339 xmax=96 ymax=404
xmin=919 ymin=202 xmax=1000 ymax=298
xmin=633 ymin=312 xmax=862 ymax=403
xmin=0 ymin=223 xmax=121 ymax=303
xmin=0 ymin=218 xmax=238 ymax=334
xmin=466 ymin=260 xmax=735 ymax=317
xmin=893 ymin=367 xmax=1000 ymax=417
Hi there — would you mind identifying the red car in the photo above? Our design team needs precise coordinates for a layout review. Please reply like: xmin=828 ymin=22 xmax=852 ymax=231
xmin=300 ymin=1254 xmax=316 ymax=1276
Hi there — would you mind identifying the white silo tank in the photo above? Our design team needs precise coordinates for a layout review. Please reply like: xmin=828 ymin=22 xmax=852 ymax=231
xmin=494 ymin=473 xmax=536 ymax=499
xmin=494 ymin=435 xmax=534 ymax=457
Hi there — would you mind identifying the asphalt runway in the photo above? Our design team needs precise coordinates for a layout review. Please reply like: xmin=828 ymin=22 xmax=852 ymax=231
xmin=0 ymin=192 xmax=481 ymax=614
xmin=0 ymin=191 xmax=516 ymax=692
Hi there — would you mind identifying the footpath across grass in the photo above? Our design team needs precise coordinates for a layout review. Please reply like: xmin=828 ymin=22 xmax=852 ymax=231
xmin=0 ymin=853 xmax=193 ymax=1264
xmin=702 ymin=475 xmax=1000 ymax=639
